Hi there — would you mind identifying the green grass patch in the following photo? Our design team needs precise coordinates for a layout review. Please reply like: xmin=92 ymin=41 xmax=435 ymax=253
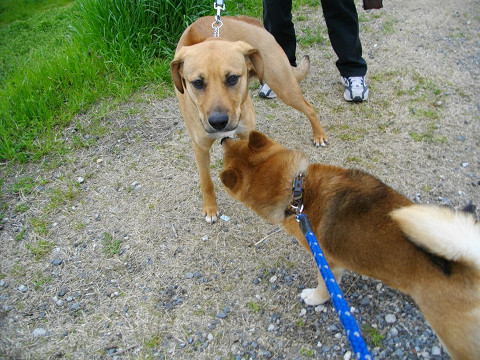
xmin=102 ymin=232 xmax=122 ymax=258
xmin=45 ymin=185 xmax=79 ymax=213
xmin=363 ymin=324 xmax=384 ymax=347
xmin=30 ymin=217 xmax=49 ymax=236
xmin=27 ymin=240 xmax=55 ymax=260
xmin=248 ymin=301 xmax=262 ymax=313
xmin=31 ymin=270 xmax=53 ymax=290
xmin=0 ymin=0 xmax=74 ymax=26
xmin=9 ymin=177 xmax=40 ymax=195
xmin=299 ymin=26 xmax=327 ymax=47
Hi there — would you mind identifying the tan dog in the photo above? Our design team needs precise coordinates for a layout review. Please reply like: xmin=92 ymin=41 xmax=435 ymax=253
xmin=220 ymin=131 xmax=480 ymax=360
xmin=171 ymin=16 xmax=327 ymax=223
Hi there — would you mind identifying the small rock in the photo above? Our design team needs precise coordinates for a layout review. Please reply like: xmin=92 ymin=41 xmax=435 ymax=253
xmin=216 ymin=311 xmax=227 ymax=319
xmin=360 ymin=297 xmax=371 ymax=306
xmin=18 ymin=285 xmax=27 ymax=293
xmin=77 ymin=177 xmax=85 ymax=184
xmin=390 ymin=326 xmax=399 ymax=336
xmin=268 ymin=324 xmax=275 ymax=331
xmin=462 ymin=162 xmax=469 ymax=168
xmin=432 ymin=345 xmax=441 ymax=356
xmin=385 ymin=314 xmax=397 ymax=324
xmin=185 ymin=272 xmax=194 ymax=279
xmin=51 ymin=259 xmax=63 ymax=266
xmin=32 ymin=328 xmax=47 ymax=337
xmin=207 ymin=333 xmax=214 ymax=341
xmin=344 ymin=350 xmax=352 ymax=360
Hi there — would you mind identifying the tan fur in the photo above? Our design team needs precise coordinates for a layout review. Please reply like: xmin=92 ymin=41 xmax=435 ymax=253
xmin=171 ymin=16 xmax=327 ymax=223
xmin=220 ymin=131 xmax=480 ymax=360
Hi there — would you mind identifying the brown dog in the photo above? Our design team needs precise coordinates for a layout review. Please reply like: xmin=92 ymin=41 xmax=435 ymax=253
xmin=171 ymin=16 xmax=327 ymax=223
xmin=220 ymin=131 xmax=480 ymax=360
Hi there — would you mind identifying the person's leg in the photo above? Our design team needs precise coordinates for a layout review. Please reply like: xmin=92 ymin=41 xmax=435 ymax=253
xmin=321 ymin=0 xmax=366 ymax=77
xmin=263 ymin=0 xmax=297 ymax=67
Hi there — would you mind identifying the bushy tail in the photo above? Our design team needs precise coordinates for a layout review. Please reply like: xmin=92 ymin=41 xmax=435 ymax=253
xmin=391 ymin=204 xmax=480 ymax=270
xmin=292 ymin=55 xmax=310 ymax=83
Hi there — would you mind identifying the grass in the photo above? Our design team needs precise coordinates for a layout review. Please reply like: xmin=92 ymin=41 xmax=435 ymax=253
xmin=27 ymin=239 xmax=55 ymax=260
xmin=0 ymin=0 xmax=261 ymax=164
xmin=362 ymin=324 xmax=384 ymax=347
xmin=102 ymin=232 xmax=122 ymax=258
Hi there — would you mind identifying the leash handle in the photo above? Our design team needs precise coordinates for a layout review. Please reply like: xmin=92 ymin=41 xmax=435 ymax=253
xmin=297 ymin=214 xmax=372 ymax=360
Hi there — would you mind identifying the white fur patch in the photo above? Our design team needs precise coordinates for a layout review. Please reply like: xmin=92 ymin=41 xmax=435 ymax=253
xmin=391 ymin=205 xmax=480 ymax=270
xmin=300 ymin=288 xmax=330 ymax=306
xmin=207 ymin=121 xmax=247 ymax=140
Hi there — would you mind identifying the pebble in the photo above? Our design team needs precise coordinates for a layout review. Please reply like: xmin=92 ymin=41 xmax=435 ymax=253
xmin=185 ymin=272 xmax=194 ymax=279
xmin=385 ymin=314 xmax=397 ymax=323
xmin=432 ymin=345 xmax=442 ymax=356
xmin=32 ymin=328 xmax=46 ymax=337
xmin=77 ymin=177 xmax=85 ymax=184
xmin=51 ymin=259 xmax=63 ymax=266
xmin=360 ymin=297 xmax=371 ymax=306
xmin=18 ymin=285 xmax=27 ymax=293
xmin=216 ymin=311 xmax=228 ymax=319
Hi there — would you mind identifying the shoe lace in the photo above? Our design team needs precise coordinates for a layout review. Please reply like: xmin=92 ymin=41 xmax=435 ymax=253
xmin=348 ymin=76 xmax=365 ymax=88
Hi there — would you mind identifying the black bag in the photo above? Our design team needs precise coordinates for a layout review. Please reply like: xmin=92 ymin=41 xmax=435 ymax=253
xmin=363 ymin=0 xmax=383 ymax=10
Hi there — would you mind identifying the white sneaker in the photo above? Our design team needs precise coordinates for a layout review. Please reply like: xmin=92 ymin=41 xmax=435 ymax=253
xmin=258 ymin=83 xmax=277 ymax=99
xmin=341 ymin=76 xmax=369 ymax=102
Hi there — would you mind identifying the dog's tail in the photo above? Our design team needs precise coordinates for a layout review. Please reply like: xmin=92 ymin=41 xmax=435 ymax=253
xmin=292 ymin=55 xmax=310 ymax=83
xmin=391 ymin=204 xmax=480 ymax=270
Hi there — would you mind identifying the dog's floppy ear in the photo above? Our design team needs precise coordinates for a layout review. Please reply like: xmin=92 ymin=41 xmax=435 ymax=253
xmin=236 ymin=41 xmax=264 ymax=84
xmin=220 ymin=169 xmax=239 ymax=190
xmin=170 ymin=50 xmax=186 ymax=94
xmin=248 ymin=131 xmax=270 ymax=151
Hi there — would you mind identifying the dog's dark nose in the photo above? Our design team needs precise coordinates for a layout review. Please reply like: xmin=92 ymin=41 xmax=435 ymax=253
xmin=208 ymin=112 xmax=229 ymax=130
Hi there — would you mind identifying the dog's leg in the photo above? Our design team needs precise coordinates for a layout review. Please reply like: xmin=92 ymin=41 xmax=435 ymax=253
xmin=192 ymin=142 xmax=218 ymax=223
xmin=269 ymin=81 xmax=327 ymax=147
xmin=301 ymin=266 xmax=344 ymax=306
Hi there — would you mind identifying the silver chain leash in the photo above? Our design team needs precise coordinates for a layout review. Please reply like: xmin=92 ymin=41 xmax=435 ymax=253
xmin=212 ymin=0 xmax=225 ymax=37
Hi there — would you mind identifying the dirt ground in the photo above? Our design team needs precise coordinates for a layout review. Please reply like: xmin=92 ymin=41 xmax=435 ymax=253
xmin=1 ymin=0 xmax=479 ymax=359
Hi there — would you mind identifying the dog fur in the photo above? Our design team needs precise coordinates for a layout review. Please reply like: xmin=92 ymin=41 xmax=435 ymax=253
xmin=171 ymin=16 xmax=327 ymax=223
xmin=220 ymin=131 xmax=480 ymax=360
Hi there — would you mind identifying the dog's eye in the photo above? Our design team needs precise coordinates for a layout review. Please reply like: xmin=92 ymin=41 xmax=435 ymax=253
xmin=191 ymin=79 xmax=205 ymax=89
xmin=226 ymin=75 xmax=239 ymax=86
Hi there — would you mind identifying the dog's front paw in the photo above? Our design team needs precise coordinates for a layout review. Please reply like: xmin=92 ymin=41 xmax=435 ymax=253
xmin=204 ymin=210 xmax=219 ymax=224
xmin=313 ymin=135 xmax=327 ymax=147
xmin=300 ymin=288 xmax=330 ymax=306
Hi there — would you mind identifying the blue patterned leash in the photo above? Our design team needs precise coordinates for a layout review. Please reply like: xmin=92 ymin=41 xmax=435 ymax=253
xmin=297 ymin=214 xmax=372 ymax=360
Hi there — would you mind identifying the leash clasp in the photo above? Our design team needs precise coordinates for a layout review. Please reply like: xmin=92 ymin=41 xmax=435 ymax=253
xmin=212 ymin=0 xmax=225 ymax=37
xmin=289 ymin=174 xmax=305 ymax=220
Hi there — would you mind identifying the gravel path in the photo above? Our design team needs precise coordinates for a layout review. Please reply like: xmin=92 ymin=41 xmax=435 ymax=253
xmin=1 ymin=0 xmax=479 ymax=359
